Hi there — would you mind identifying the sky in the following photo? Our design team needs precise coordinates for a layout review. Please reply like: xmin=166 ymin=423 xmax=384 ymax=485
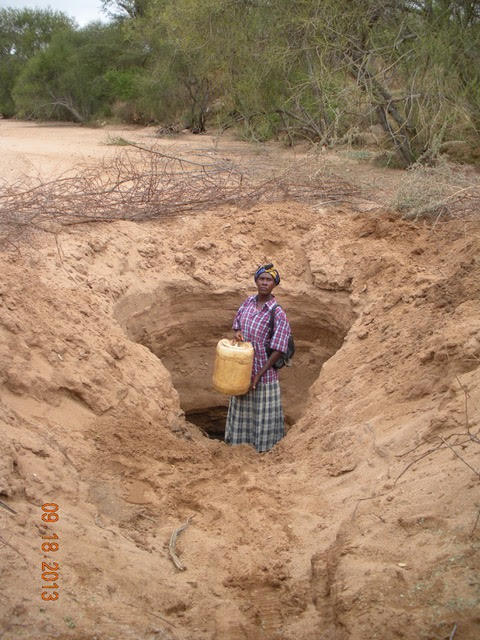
xmin=4 ymin=0 xmax=108 ymax=26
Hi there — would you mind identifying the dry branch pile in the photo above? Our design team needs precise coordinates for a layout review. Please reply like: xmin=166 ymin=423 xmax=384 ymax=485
xmin=0 ymin=145 xmax=358 ymax=249
xmin=391 ymin=163 xmax=480 ymax=222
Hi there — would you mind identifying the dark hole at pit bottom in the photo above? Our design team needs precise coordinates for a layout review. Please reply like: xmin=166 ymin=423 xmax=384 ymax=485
xmin=185 ymin=405 xmax=294 ymax=441
xmin=186 ymin=406 xmax=228 ymax=440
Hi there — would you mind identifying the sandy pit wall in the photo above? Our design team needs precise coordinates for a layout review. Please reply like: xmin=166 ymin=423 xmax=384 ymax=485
xmin=0 ymin=199 xmax=479 ymax=640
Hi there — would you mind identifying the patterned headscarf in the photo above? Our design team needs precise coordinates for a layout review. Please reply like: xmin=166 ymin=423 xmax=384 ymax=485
xmin=254 ymin=263 xmax=280 ymax=286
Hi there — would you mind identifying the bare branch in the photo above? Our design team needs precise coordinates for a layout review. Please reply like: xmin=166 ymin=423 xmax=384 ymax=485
xmin=0 ymin=145 xmax=359 ymax=249
xmin=439 ymin=436 xmax=480 ymax=478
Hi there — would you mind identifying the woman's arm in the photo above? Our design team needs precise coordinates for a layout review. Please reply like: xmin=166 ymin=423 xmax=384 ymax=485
xmin=232 ymin=298 xmax=250 ymax=341
xmin=250 ymin=350 xmax=282 ymax=390
xmin=269 ymin=307 xmax=291 ymax=354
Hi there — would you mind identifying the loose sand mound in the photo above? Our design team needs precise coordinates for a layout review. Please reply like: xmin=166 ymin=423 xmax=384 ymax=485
xmin=0 ymin=122 xmax=479 ymax=640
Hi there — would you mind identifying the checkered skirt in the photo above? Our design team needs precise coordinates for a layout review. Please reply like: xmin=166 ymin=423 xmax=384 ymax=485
xmin=224 ymin=381 xmax=284 ymax=452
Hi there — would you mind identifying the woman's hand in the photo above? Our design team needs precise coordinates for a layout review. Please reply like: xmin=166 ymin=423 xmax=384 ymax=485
xmin=250 ymin=373 xmax=261 ymax=391
xmin=233 ymin=330 xmax=244 ymax=343
xmin=250 ymin=350 xmax=282 ymax=391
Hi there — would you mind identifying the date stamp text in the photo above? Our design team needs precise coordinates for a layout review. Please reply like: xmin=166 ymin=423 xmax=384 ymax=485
xmin=40 ymin=503 xmax=59 ymax=601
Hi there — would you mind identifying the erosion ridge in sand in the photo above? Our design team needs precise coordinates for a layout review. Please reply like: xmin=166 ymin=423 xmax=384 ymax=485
xmin=0 ymin=121 xmax=479 ymax=639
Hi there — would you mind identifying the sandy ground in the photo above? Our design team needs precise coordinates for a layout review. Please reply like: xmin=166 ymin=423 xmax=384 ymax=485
xmin=0 ymin=120 xmax=479 ymax=640
xmin=0 ymin=120 xmax=311 ymax=182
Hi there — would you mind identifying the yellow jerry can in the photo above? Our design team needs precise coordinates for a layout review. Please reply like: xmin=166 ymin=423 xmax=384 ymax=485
xmin=212 ymin=339 xmax=254 ymax=396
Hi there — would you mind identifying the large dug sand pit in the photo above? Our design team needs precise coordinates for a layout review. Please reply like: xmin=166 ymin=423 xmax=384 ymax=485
xmin=0 ymin=122 xmax=480 ymax=640
xmin=115 ymin=276 xmax=354 ymax=430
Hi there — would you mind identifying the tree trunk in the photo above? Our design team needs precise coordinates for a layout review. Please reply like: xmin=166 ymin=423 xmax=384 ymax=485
xmin=347 ymin=52 xmax=416 ymax=166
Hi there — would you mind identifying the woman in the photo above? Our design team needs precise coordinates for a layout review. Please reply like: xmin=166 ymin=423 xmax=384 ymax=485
xmin=224 ymin=263 xmax=291 ymax=452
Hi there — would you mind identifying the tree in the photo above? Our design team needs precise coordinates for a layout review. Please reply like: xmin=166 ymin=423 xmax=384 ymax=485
xmin=13 ymin=23 xmax=131 ymax=122
xmin=0 ymin=7 xmax=73 ymax=116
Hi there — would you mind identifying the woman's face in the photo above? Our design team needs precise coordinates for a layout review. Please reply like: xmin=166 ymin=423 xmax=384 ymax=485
xmin=256 ymin=273 xmax=275 ymax=296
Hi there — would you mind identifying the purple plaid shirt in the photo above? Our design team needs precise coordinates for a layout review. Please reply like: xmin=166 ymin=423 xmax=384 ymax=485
xmin=232 ymin=295 xmax=291 ymax=384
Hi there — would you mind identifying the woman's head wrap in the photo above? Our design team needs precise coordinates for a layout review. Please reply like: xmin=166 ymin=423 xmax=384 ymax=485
xmin=254 ymin=263 xmax=280 ymax=286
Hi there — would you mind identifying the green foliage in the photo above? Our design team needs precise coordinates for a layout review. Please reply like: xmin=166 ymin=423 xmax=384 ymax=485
xmin=3 ymin=0 xmax=480 ymax=163
xmin=13 ymin=22 xmax=133 ymax=122
xmin=103 ymin=69 xmax=140 ymax=101
xmin=0 ymin=7 xmax=73 ymax=59
xmin=0 ymin=7 xmax=73 ymax=116
xmin=370 ymin=0 xmax=480 ymax=162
